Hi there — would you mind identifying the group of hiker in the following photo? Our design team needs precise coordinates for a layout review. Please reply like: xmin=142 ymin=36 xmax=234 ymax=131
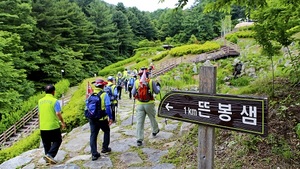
xmin=38 ymin=66 xmax=161 ymax=164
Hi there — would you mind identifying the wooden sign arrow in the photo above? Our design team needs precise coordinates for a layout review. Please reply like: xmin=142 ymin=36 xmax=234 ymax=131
xmin=158 ymin=91 xmax=268 ymax=136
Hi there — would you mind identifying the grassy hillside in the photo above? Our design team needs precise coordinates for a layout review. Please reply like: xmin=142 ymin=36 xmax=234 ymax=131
xmin=97 ymin=36 xmax=300 ymax=167
xmin=156 ymin=38 xmax=300 ymax=168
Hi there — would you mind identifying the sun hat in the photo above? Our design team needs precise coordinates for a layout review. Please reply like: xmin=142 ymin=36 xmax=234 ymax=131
xmin=94 ymin=79 xmax=108 ymax=87
xmin=107 ymin=76 xmax=114 ymax=81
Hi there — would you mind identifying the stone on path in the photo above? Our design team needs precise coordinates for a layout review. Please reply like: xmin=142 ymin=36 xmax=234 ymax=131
xmin=120 ymin=152 xmax=143 ymax=166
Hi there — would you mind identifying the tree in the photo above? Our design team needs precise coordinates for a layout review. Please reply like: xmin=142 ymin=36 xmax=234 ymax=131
xmin=115 ymin=2 xmax=127 ymax=14
xmin=0 ymin=0 xmax=41 ymax=82
xmin=112 ymin=10 xmax=135 ymax=57
xmin=127 ymin=7 xmax=157 ymax=40
xmin=86 ymin=0 xmax=119 ymax=65
xmin=253 ymin=1 xmax=300 ymax=91
xmin=165 ymin=0 xmax=268 ymax=10
xmin=156 ymin=9 xmax=185 ymax=41
xmin=182 ymin=3 xmax=223 ymax=42
xmin=0 ymin=31 xmax=35 ymax=115
xmin=31 ymin=0 xmax=93 ymax=85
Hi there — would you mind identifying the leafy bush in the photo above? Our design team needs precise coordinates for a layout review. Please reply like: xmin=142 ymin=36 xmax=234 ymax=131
xmin=136 ymin=57 xmax=146 ymax=63
xmin=137 ymin=39 xmax=162 ymax=48
xmin=226 ymin=30 xmax=254 ymax=39
xmin=229 ymin=76 xmax=250 ymax=86
xmin=168 ymin=41 xmax=220 ymax=57
xmin=229 ymin=34 xmax=238 ymax=44
xmin=98 ymin=49 xmax=158 ymax=76
xmin=238 ymin=25 xmax=254 ymax=31
xmin=152 ymin=51 xmax=169 ymax=62
xmin=134 ymin=59 xmax=150 ymax=70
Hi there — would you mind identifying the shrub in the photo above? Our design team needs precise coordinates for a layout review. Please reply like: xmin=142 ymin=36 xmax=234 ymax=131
xmin=152 ymin=51 xmax=169 ymax=62
xmin=229 ymin=34 xmax=238 ymax=44
xmin=226 ymin=30 xmax=254 ymax=39
xmin=168 ymin=41 xmax=220 ymax=57
xmin=229 ymin=76 xmax=250 ymax=86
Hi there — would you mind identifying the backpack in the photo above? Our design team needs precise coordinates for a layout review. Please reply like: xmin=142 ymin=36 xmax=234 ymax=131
xmin=116 ymin=78 xmax=123 ymax=87
xmin=105 ymin=84 xmax=117 ymax=101
xmin=135 ymin=79 xmax=154 ymax=102
xmin=128 ymin=77 xmax=135 ymax=88
xmin=234 ymin=63 xmax=243 ymax=75
xmin=84 ymin=91 xmax=106 ymax=119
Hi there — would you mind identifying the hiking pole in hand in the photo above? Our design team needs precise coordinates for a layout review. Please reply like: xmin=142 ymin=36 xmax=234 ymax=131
xmin=115 ymin=100 xmax=118 ymax=122
xmin=131 ymin=99 xmax=135 ymax=125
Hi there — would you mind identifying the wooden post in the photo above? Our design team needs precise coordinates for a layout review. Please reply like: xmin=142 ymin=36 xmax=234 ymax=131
xmin=198 ymin=66 xmax=216 ymax=169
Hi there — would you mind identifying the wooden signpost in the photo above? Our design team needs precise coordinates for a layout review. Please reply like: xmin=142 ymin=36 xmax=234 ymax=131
xmin=158 ymin=66 xmax=268 ymax=169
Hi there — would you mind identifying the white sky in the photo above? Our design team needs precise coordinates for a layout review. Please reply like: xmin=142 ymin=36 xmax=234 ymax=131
xmin=103 ymin=0 xmax=195 ymax=12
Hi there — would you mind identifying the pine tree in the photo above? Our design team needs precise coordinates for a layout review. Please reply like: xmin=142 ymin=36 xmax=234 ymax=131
xmin=31 ymin=0 xmax=94 ymax=84
xmin=0 ymin=31 xmax=35 ymax=115
xmin=112 ymin=10 xmax=135 ymax=57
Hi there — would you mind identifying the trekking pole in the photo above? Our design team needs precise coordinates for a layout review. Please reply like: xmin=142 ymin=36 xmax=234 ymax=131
xmin=115 ymin=100 xmax=118 ymax=122
xmin=131 ymin=99 xmax=135 ymax=125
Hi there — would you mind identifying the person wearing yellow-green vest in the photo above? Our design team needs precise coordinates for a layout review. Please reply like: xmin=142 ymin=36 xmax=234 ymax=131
xmin=133 ymin=67 xmax=138 ymax=76
xmin=131 ymin=68 xmax=161 ymax=146
xmin=116 ymin=71 xmax=123 ymax=100
xmin=106 ymin=76 xmax=118 ymax=122
xmin=89 ymin=79 xmax=113 ymax=161
xmin=38 ymin=84 xmax=66 ymax=164
xmin=123 ymin=68 xmax=129 ymax=92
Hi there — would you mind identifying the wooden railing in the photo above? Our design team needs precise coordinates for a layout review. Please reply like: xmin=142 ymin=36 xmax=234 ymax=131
xmin=0 ymin=107 xmax=38 ymax=147
xmin=0 ymin=95 xmax=72 ymax=148
xmin=224 ymin=40 xmax=240 ymax=52
xmin=151 ymin=60 xmax=178 ymax=77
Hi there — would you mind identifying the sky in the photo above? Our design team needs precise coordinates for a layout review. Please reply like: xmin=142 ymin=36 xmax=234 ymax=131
xmin=103 ymin=0 xmax=195 ymax=12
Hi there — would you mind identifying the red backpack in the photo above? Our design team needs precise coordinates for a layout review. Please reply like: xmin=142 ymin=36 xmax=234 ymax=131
xmin=135 ymin=79 xmax=154 ymax=102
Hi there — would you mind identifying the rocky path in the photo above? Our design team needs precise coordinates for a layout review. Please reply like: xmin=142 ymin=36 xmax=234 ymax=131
xmin=0 ymin=91 xmax=195 ymax=169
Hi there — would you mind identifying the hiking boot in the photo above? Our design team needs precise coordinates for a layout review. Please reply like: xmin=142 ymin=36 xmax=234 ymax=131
xmin=152 ymin=129 xmax=160 ymax=136
xmin=101 ymin=147 xmax=112 ymax=153
xmin=92 ymin=153 xmax=100 ymax=161
xmin=43 ymin=154 xmax=57 ymax=164
xmin=137 ymin=140 xmax=143 ymax=146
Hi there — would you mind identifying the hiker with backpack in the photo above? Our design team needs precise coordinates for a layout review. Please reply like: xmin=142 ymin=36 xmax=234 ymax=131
xmin=123 ymin=68 xmax=129 ymax=93
xmin=86 ymin=79 xmax=113 ymax=161
xmin=105 ymin=76 xmax=118 ymax=122
xmin=133 ymin=67 xmax=138 ymax=76
xmin=233 ymin=61 xmax=243 ymax=78
xmin=132 ymin=67 xmax=161 ymax=146
xmin=116 ymin=72 xmax=124 ymax=100
xmin=127 ymin=73 xmax=137 ymax=99
xmin=149 ymin=62 xmax=155 ymax=73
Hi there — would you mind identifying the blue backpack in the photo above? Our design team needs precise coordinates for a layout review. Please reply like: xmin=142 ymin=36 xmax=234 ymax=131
xmin=105 ymin=84 xmax=118 ymax=101
xmin=85 ymin=91 xmax=106 ymax=119
xmin=128 ymin=77 xmax=135 ymax=88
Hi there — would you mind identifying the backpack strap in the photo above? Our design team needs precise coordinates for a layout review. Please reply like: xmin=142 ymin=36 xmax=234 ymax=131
xmin=97 ymin=90 xmax=104 ymax=97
